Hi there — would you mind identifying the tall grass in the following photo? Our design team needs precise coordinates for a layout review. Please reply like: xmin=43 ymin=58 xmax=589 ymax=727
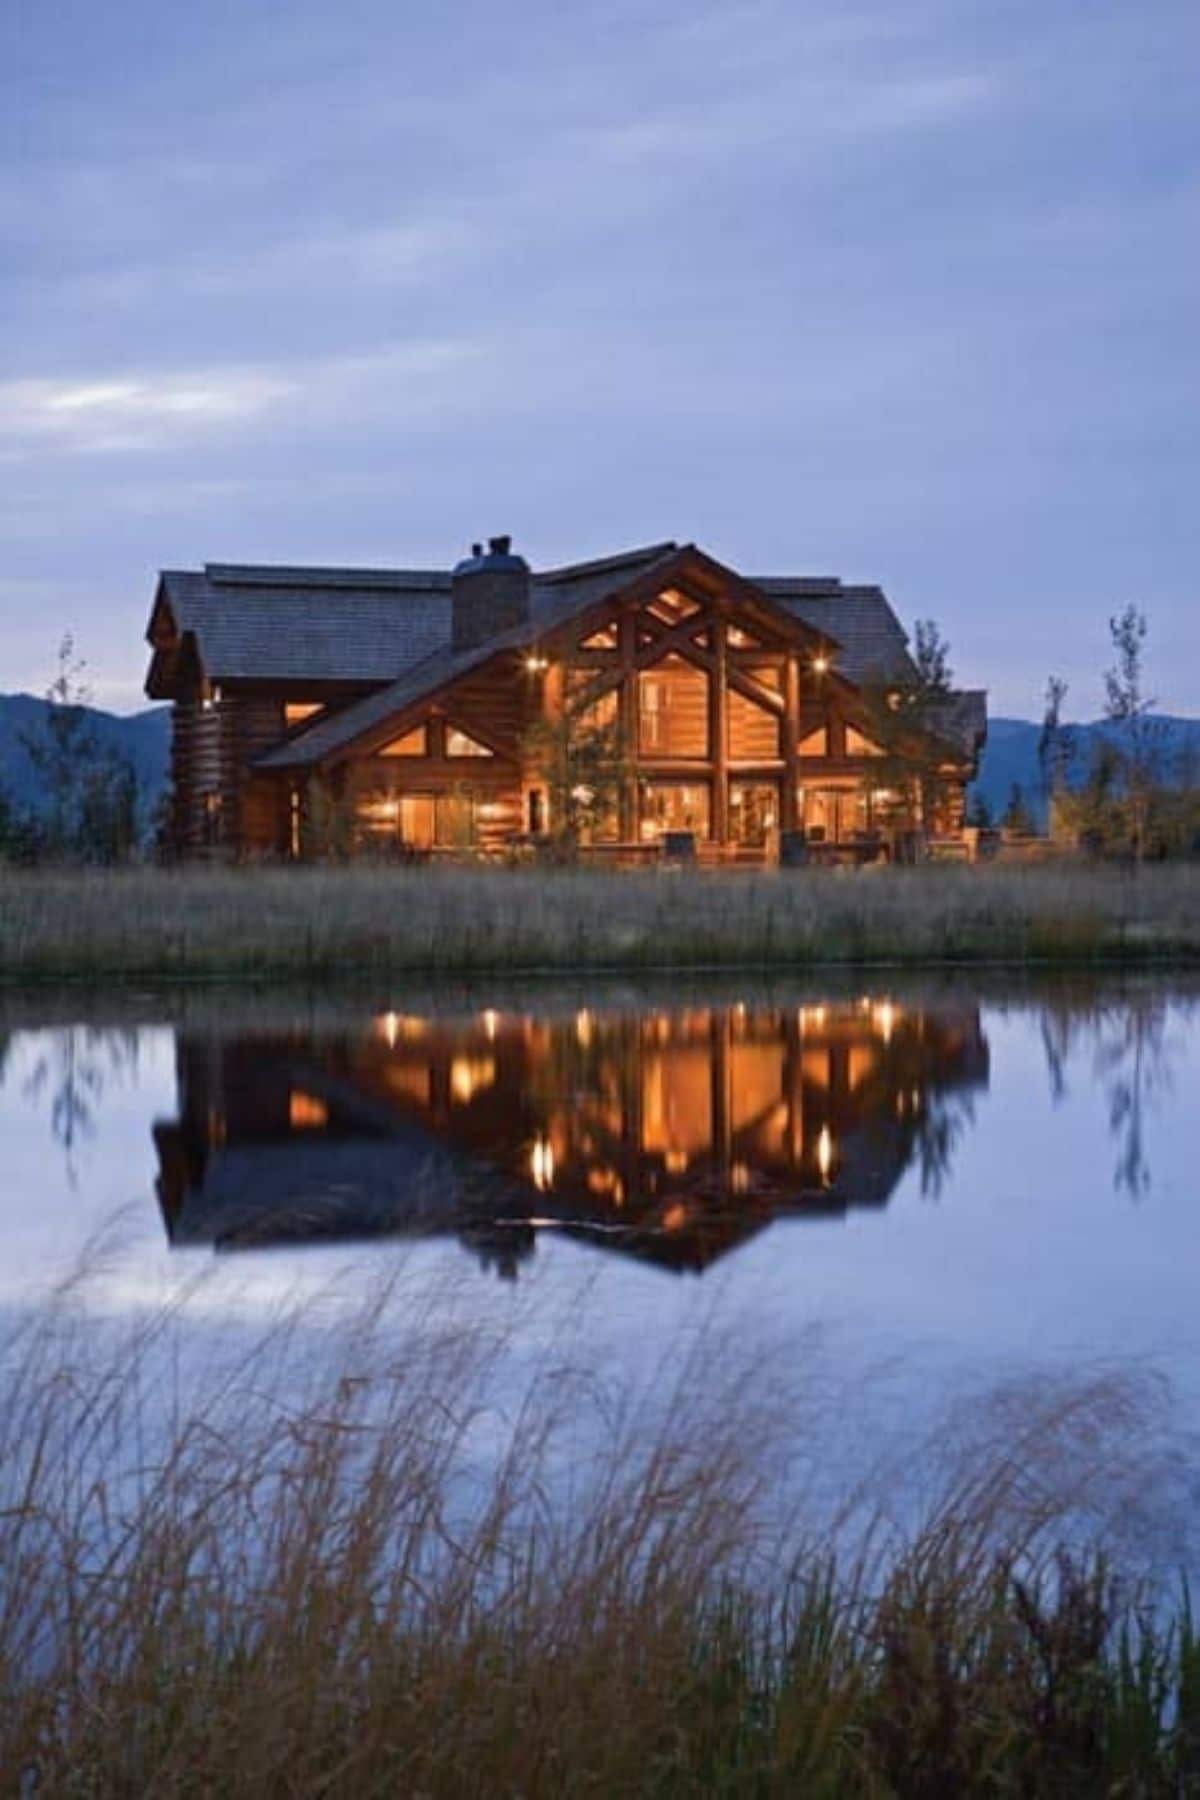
xmin=1 ymin=861 xmax=1198 ymax=983
xmin=2 ymin=1273 xmax=1199 ymax=1795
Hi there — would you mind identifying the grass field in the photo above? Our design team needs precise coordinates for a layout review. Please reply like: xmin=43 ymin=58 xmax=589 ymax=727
xmin=2 ymin=1283 xmax=1198 ymax=1796
xmin=1 ymin=861 xmax=1198 ymax=983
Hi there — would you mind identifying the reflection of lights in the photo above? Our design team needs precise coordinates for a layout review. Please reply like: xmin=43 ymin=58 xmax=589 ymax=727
xmin=450 ymin=1055 xmax=496 ymax=1104
xmin=800 ymin=1005 xmax=827 ymax=1031
xmin=575 ymin=1008 xmax=593 ymax=1047
xmin=289 ymin=1090 xmax=328 ymax=1130
xmin=874 ymin=1001 xmax=896 ymax=1043
xmin=481 ymin=1009 xmax=499 ymax=1041
xmin=530 ymin=1135 xmax=555 ymax=1191
xmin=816 ymin=1125 xmax=834 ymax=1183
xmin=377 ymin=1011 xmax=424 ymax=1047
xmin=664 ymin=1148 xmax=689 ymax=1175
xmin=662 ymin=1202 xmax=688 ymax=1232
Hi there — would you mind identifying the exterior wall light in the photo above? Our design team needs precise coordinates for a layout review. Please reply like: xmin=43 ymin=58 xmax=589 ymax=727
xmin=812 ymin=654 xmax=830 ymax=675
xmin=524 ymin=652 xmax=549 ymax=673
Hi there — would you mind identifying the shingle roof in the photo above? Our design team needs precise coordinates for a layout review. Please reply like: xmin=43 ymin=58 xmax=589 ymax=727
xmin=752 ymin=579 xmax=916 ymax=687
xmin=152 ymin=542 xmax=975 ymax=766
xmin=157 ymin=566 xmax=451 ymax=683
xmin=254 ymin=543 xmax=684 ymax=769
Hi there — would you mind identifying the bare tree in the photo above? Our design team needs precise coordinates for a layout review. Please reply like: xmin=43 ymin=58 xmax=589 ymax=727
xmin=1038 ymin=674 xmax=1074 ymax=831
xmin=1103 ymin=606 xmax=1161 ymax=863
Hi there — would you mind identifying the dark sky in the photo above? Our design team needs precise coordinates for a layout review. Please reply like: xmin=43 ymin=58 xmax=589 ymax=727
xmin=3 ymin=0 xmax=1197 ymax=715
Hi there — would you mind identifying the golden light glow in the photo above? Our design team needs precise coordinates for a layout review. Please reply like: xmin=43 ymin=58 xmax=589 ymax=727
xmin=377 ymin=1011 xmax=425 ymax=1048
xmin=524 ymin=652 xmax=549 ymax=673
xmin=664 ymin=1148 xmax=689 ymax=1175
xmin=530 ymin=1135 xmax=555 ymax=1191
xmin=816 ymin=1124 xmax=834 ymax=1182
xmin=289 ymin=1091 xmax=328 ymax=1130
xmin=812 ymin=654 xmax=830 ymax=674
xmin=481 ymin=1008 xmax=500 ymax=1041
xmin=662 ymin=1202 xmax=688 ymax=1232
xmin=730 ymin=1161 xmax=750 ymax=1194
xmin=450 ymin=1055 xmax=496 ymax=1104
xmin=874 ymin=1001 xmax=897 ymax=1043
xmin=575 ymin=1008 xmax=593 ymax=1048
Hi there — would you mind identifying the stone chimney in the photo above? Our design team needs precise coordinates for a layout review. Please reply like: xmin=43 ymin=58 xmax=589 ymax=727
xmin=451 ymin=535 xmax=531 ymax=651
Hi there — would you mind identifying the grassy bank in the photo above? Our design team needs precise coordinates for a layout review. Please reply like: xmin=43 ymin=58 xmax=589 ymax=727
xmin=2 ymin=1289 xmax=1198 ymax=1796
xmin=1 ymin=861 xmax=1199 ymax=983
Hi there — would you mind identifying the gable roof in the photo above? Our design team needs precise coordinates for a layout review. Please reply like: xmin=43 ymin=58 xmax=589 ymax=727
xmin=148 ymin=540 xmax=974 ymax=768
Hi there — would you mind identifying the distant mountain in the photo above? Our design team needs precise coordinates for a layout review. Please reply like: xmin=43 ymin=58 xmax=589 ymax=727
xmin=0 ymin=693 xmax=171 ymax=827
xmin=972 ymin=714 xmax=1200 ymax=827
xmin=4 ymin=694 xmax=1198 ymax=842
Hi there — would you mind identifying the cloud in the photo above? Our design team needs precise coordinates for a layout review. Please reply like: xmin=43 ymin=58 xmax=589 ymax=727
xmin=0 ymin=339 xmax=482 ymax=459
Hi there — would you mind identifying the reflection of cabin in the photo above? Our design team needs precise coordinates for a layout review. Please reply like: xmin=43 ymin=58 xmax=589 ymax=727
xmin=145 ymin=538 xmax=986 ymax=859
xmin=154 ymin=998 xmax=989 ymax=1275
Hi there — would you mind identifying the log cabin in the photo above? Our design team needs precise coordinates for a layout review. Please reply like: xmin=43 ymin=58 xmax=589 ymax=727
xmin=144 ymin=537 xmax=986 ymax=862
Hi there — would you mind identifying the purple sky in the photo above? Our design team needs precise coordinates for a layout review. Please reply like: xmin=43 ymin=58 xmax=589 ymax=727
xmin=3 ymin=0 xmax=1197 ymax=716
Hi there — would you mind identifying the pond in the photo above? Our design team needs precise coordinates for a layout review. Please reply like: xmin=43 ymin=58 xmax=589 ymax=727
xmin=2 ymin=971 xmax=1199 ymax=1571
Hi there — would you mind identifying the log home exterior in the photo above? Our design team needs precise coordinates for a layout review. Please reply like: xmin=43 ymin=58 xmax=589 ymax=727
xmin=144 ymin=538 xmax=986 ymax=861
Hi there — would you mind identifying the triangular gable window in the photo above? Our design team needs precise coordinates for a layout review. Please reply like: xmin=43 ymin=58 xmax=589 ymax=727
xmin=797 ymin=726 xmax=829 ymax=757
xmin=647 ymin=587 xmax=700 ymax=625
xmin=379 ymin=725 xmax=427 ymax=757
xmin=727 ymin=624 xmax=764 ymax=650
xmin=446 ymin=725 xmax=494 ymax=758
xmin=846 ymin=726 xmax=885 ymax=757
xmin=579 ymin=621 xmax=619 ymax=650
xmin=286 ymin=701 xmax=324 ymax=729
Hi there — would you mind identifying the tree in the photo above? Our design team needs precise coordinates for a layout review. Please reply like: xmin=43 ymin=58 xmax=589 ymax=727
xmin=1002 ymin=782 xmax=1035 ymax=835
xmin=522 ymin=673 xmax=632 ymax=858
xmin=1103 ymin=604 xmax=1161 ymax=863
xmin=859 ymin=618 xmax=956 ymax=840
xmin=18 ymin=635 xmax=143 ymax=862
xmin=1038 ymin=675 xmax=1074 ymax=833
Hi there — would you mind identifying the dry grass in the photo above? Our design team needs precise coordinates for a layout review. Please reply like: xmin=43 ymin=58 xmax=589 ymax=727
xmin=2 ymin=1273 xmax=1199 ymax=1796
xmin=1 ymin=861 xmax=1198 ymax=983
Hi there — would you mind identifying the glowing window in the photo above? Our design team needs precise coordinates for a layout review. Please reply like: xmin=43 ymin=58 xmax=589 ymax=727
xmin=285 ymin=702 xmax=323 ymax=728
xmin=846 ymin=726 xmax=886 ymax=757
xmin=579 ymin=621 xmax=619 ymax=650
xmin=727 ymin=624 xmax=763 ymax=649
xmin=379 ymin=725 xmax=427 ymax=757
xmin=445 ymin=726 xmax=494 ymax=758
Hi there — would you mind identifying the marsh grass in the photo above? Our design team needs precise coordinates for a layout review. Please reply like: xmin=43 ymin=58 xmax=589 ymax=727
xmin=1 ymin=861 xmax=1199 ymax=984
xmin=2 ymin=1273 xmax=1200 ymax=1796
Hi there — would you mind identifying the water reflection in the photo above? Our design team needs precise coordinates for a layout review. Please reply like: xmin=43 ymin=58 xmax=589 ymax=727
xmin=154 ymin=997 xmax=990 ymax=1274
xmin=1039 ymin=992 xmax=1179 ymax=1198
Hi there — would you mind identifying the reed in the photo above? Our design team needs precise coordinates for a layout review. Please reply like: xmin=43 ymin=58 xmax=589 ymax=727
xmin=1 ymin=1276 xmax=1198 ymax=1795
xmin=1 ymin=861 xmax=1198 ymax=983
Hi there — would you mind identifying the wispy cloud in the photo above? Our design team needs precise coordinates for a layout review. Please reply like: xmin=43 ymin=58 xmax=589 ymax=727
xmin=0 ymin=339 xmax=482 ymax=458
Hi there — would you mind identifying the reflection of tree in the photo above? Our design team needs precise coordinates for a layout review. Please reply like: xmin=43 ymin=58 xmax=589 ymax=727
xmin=1038 ymin=991 xmax=1178 ymax=1197
xmin=22 ymin=1027 xmax=141 ymax=1184
xmin=913 ymin=1091 xmax=976 ymax=1199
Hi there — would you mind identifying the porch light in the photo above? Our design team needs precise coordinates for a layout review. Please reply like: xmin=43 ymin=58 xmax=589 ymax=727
xmin=812 ymin=654 xmax=830 ymax=675
xmin=524 ymin=651 xmax=549 ymax=673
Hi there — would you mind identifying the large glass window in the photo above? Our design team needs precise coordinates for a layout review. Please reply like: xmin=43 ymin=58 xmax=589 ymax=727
xmin=802 ymin=786 xmax=870 ymax=844
xmin=639 ymin=781 xmax=711 ymax=841
xmin=729 ymin=781 xmax=780 ymax=846
xmin=638 ymin=656 xmax=709 ymax=758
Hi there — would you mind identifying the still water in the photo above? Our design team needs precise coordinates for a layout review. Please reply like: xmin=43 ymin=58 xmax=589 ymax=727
xmin=3 ymin=974 xmax=1199 ymax=1562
